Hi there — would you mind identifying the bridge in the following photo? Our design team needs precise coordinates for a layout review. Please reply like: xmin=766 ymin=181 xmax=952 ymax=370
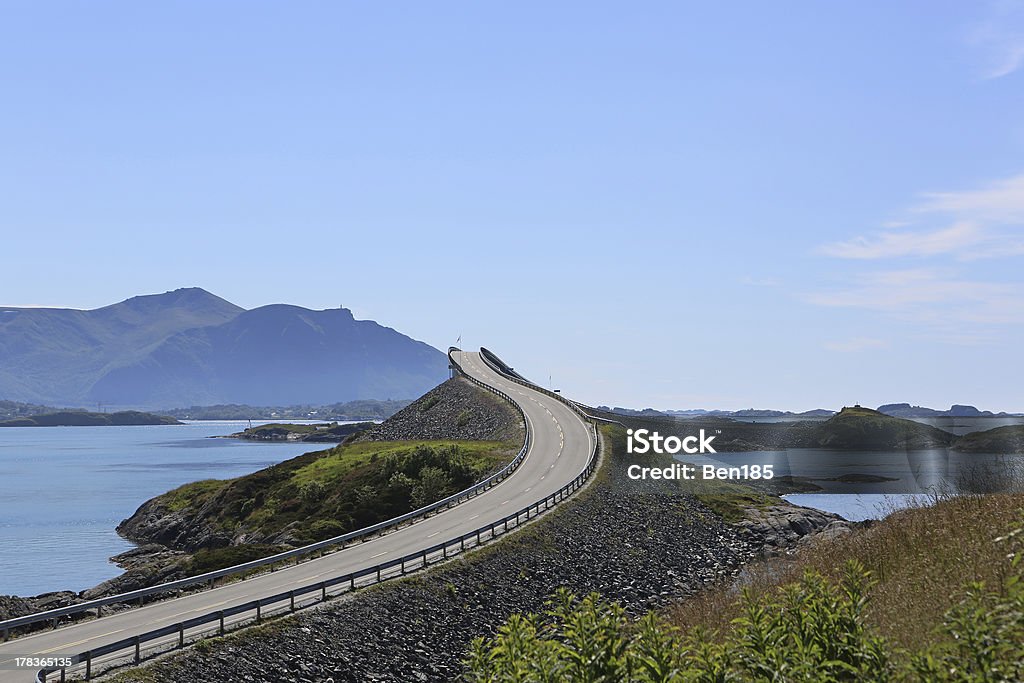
xmin=0 ymin=349 xmax=598 ymax=682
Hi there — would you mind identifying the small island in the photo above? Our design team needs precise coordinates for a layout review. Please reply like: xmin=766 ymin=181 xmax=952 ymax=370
xmin=0 ymin=410 xmax=182 ymax=427
xmin=221 ymin=421 xmax=376 ymax=443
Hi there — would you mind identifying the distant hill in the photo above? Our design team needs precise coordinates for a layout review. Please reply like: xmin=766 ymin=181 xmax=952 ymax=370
xmin=877 ymin=403 xmax=1020 ymax=418
xmin=804 ymin=406 xmax=954 ymax=450
xmin=0 ymin=410 xmax=180 ymax=427
xmin=0 ymin=288 xmax=449 ymax=408
xmin=163 ymin=399 xmax=412 ymax=421
xmin=597 ymin=406 xmax=837 ymax=419
xmin=952 ymin=425 xmax=1024 ymax=454
xmin=0 ymin=399 xmax=60 ymax=419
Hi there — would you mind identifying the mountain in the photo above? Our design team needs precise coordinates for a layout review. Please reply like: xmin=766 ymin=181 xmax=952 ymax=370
xmin=0 ymin=288 xmax=243 ymax=405
xmin=877 ymin=403 xmax=1018 ymax=418
xmin=0 ymin=288 xmax=449 ymax=408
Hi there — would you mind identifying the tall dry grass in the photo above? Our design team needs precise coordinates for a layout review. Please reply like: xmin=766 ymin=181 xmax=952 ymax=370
xmin=668 ymin=492 xmax=1024 ymax=651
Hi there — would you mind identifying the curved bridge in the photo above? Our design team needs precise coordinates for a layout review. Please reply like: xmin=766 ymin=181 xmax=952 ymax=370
xmin=0 ymin=349 xmax=597 ymax=682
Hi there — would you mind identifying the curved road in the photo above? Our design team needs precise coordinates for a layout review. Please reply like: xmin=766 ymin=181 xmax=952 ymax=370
xmin=0 ymin=350 xmax=593 ymax=682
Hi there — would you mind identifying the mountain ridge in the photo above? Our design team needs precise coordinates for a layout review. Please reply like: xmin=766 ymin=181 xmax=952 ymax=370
xmin=0 ymin=288 xmax=448 ymax=408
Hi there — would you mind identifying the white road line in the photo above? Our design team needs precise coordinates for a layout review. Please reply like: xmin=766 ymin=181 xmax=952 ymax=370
xmin=427 ymin=531 xmax=440 ymax=538
xmin=370 ymin=551 xmax=388 ymax=559
xmin=39 ymin=628 xmax=125 ymax=653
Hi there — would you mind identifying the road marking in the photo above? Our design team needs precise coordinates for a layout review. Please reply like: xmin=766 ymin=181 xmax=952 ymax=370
xmin=370 ymin=551 xmax=388 ymax=559
xmin=540 ymin=475 xmax=545 ymax=480
xmin=524 ymin=487 xmax=531 ymax=493
xmin=427 ymin=531 xmax=441 ymax=538
xmin=38 ymin=628 xmax=125 ymax=653
xmin=501 ymin=500 xmax=510 ymax=505
xmin=469 ymin=514 xmax=480 ymax=520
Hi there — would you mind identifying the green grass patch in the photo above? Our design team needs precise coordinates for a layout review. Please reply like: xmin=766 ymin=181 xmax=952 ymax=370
xmin=155 ymin=439 xmax=516 ymax=549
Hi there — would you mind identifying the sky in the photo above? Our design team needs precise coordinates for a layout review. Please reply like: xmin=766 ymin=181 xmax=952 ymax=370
xmin=1 ymin=2 xmax=1023 ymax=412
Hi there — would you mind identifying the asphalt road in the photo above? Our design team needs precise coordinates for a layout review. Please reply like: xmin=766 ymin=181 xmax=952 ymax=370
xmin=0 ymin=350 xmax=594 ymax=682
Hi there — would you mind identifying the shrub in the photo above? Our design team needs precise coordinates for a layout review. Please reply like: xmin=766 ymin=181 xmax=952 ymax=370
xmin=465 ymin=517 xmax=1024 ymax=682
xmin=307 ymin=518 xmax=346 ymax=541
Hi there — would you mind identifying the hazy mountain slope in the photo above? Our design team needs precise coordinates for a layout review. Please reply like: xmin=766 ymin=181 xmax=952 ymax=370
xmin=88 ymin=305 xmax=449 ymax=407
xmin=1 ymin=288 xmax=448 ymax=408
xmin=0 ymin=288 xmax=243 ymax=404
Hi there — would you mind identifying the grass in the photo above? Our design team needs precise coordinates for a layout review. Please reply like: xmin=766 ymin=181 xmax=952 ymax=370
xmin=162 ymin=478 xmax=224 ymax=512
xmin=289 ymin=439 xmax=509 ymax=487
xmin=152 ymin=439 xmax=517 ymax=547
xmin=668 ymin=492 xmax=1024 ymax=652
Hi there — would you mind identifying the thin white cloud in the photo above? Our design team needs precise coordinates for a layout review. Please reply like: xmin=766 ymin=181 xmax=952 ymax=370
xmin=812 ymin=173 xmax=1024 ymax=341
xmin=824 ymin=337 xmax=888 ymax=352
xmin=819 ymin=173 xmax=1024 ymax=261
xmin=819 ymin=222 xmax=989 ymax=259
xmin=915 ymin=173 xmax=1024 ymax=223
xmin=968 ymin=0 xmax=1024 ymax=79
xmin=807 ymin=268 xmax=1024 ymax=328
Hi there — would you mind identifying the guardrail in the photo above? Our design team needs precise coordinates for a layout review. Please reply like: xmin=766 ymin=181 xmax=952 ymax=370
xmin=2 ymin=352 xmax=530 ymax=645
xmin=34 ymin=348 xmax=601 ymax=682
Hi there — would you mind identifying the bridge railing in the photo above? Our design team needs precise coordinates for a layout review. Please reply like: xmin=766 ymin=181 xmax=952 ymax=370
xmin=2 ymin=350 xmax=530 ymax=643
xmin=35 ymin=347 xmax=602 ymax=682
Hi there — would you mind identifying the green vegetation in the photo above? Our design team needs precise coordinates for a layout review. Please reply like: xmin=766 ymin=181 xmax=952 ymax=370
xmin=614 ymin=406 xmax=957 ymax=453
xmin=186 ymin=544 xmax=288 ymax=575
xmin=953 ymin=424 xmax=1024 ymax=454
xmin=155 ymin=439 xmax=514 ymax=546
xmin=673 ymin=493 xmax=1024 ymax=652
xmin=804 ymin=406 xmax=954 ymax=450
xmin=225 ymin=421 xmax=376 ymax=442
xmin=0 ymin=410 xmax=181 ymax=427
xmin=467 ymin=508 xmax=1024 ymax=681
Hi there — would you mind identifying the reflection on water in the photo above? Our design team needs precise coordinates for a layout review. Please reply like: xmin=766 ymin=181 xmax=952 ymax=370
xmin=675 ymin=449 xmax=1024 ymax=494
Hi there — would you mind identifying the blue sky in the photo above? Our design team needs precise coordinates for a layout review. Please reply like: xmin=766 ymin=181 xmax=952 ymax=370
xmin=2 ymin=2 xmax=1022 ymax=411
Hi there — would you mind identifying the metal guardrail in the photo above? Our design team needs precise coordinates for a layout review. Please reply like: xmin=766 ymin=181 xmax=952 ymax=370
xmin=34 ymin=347 xmax=601 ymax=682
xmin=2 ymin=351 xmax=530 ymax=644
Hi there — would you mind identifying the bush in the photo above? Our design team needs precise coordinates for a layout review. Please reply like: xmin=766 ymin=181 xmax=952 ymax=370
xmin=466 ymin=562 xmax=890 ymax=682
xmin=466 ymin=518 xmax=1024 ymax=683
xmin=307 ymin=518 xmax=346 ymax=541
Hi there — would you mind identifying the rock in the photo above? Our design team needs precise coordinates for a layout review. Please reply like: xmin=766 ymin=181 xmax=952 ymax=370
xmin=358 ymin=377 xmax=522 ymax=443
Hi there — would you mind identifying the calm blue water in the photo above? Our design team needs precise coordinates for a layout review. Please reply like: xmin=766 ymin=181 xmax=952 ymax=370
xmin=782 ymin=493 xmax=933 ymax=521
xmin=0 ymin=422 xmax=323 ymax=597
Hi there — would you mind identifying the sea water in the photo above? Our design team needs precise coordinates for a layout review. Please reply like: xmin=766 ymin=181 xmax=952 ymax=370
xmin=0 ymin=421 xmax=325 ymax=596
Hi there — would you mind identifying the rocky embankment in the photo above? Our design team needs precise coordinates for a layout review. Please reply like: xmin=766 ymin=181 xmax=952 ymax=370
xmin=112 ymin=440 xmax=851 ymax=683
xmin=358 ymin=377 xmax=521 ymax=442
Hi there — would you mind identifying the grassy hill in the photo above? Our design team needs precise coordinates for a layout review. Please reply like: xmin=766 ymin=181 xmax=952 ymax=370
xmin=953 ymin=424 xmax=1024 ymax=454
xmin=804 ymin=405 xmax=955 ymax=450
xmin=119 ymin=439 xmax=516 ymax=557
